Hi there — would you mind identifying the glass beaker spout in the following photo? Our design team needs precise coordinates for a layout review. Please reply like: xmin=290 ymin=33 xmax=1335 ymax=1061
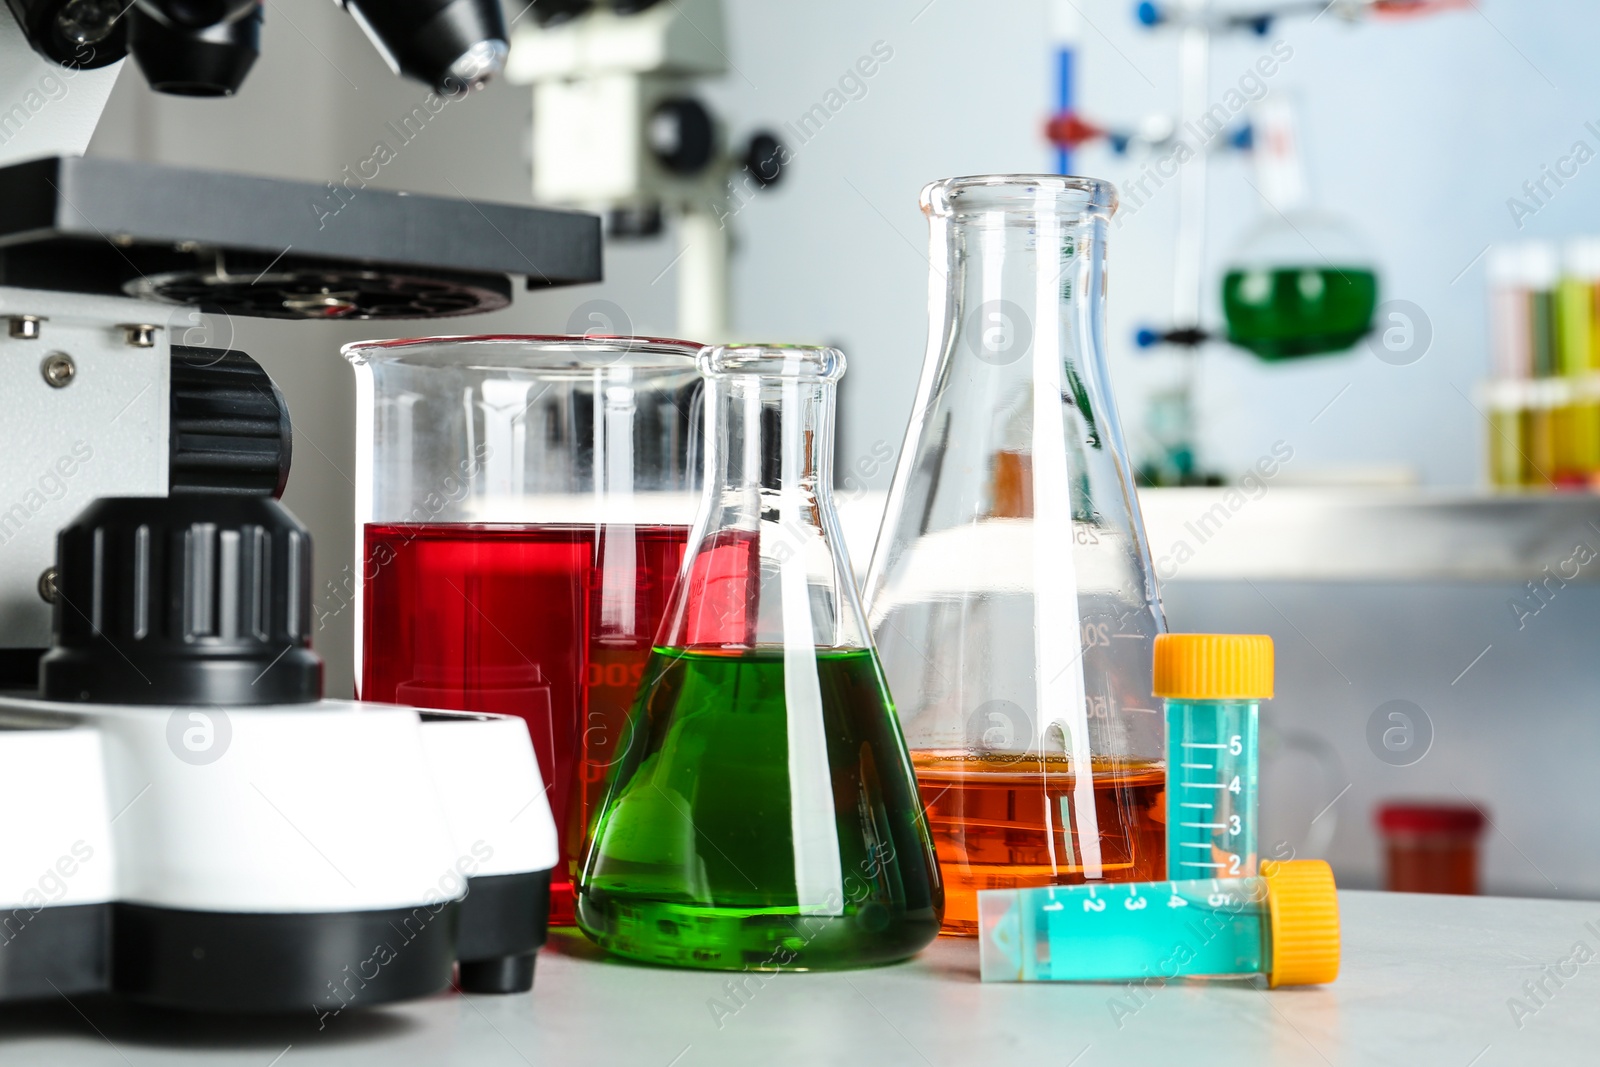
xmin=576 ymin=345 xmax=944 ymax=970
xmin=864 ymin=175 xmax=1168 ymax=935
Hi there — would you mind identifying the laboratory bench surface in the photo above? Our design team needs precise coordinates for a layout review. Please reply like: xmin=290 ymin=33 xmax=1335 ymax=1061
xmin=4 ymin=891 xmax=1597 ymax=1066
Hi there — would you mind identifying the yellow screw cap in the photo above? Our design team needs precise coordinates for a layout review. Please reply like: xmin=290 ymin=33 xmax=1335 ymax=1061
xmin=1152 ymin=633 xmax=1274 ymax=700
xmin=1261 ymin=859 xmax=1340 ymax=988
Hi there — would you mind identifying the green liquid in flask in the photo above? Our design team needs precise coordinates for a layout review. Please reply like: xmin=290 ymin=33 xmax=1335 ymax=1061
xmin=1222 ymin=266 xmax=1378 ymax=360
xmin=575 ymin=646 xmax=944 ymax=971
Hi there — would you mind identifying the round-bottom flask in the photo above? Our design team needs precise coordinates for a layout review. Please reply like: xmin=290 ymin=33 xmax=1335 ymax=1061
xmin=1221 ymin=213 xmax=1379 ymax=360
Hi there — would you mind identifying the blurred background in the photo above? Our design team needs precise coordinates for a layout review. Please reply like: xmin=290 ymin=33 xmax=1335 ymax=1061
xmin=84 ymin=0 xmax=1600 ymax=898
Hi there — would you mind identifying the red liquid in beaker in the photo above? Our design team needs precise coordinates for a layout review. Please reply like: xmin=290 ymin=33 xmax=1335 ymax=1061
xmin=360 ymin=523 xmax=690 ymax=925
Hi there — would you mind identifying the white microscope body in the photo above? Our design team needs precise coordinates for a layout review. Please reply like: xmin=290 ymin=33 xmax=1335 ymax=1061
xmin=0 ymin=0 xmax=582 ymax=1013
xmin=0 ymin=496 xmax=559 ymax=1011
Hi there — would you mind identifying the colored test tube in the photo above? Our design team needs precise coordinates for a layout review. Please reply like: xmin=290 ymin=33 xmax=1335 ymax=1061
xmin=1155 ymin=634 xmax=1274 ymax=880
xmin=977 ymin=860 xmax=1339 ymax=987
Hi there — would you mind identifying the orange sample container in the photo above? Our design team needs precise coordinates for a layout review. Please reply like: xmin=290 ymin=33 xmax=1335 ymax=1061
xmin=1375 ymin=802 xmax=1486 ymax=895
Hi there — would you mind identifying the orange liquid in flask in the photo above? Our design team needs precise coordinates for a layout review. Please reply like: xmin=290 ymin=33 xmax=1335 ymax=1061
xmin=914 ymin=754 xmax=1166 ymax=936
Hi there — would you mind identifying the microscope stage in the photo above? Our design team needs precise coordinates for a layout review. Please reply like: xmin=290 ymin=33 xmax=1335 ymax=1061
xmin=0 ymin=156 xmax=602 ymax=319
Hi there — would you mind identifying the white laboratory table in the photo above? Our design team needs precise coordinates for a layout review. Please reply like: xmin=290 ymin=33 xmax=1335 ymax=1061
xmin=3 ymin=891 xmax=1597 ymax=1066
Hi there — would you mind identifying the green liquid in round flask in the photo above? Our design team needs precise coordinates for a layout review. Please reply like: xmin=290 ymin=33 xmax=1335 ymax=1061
xmin=1221 ymin=266 xmax=1379 ymax=360
xmin=575 ymin=345 xmax=944 ymax=971
xmin=1219 ymin=212 xmax=1380 ymax=361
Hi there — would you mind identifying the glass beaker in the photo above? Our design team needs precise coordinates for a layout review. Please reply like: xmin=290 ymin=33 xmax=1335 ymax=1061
xmin=863 ymin=175 xmax=1167 ymax=936
xmin=343 ymin=335 xmax=704 ymax=926
xmin=576 ymin=345 xmax=943 ymax=970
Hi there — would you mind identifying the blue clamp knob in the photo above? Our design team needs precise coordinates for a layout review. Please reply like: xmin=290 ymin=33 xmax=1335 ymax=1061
xmin=1135 ymin=2 xmax=1163 ymax=27
xmin=1135 ymin=327 xmax=1163 ymax=349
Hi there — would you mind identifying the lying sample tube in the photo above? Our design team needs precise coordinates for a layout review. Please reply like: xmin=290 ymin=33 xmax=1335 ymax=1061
xmin=978 ymin=859 xmax=1339 ymax=987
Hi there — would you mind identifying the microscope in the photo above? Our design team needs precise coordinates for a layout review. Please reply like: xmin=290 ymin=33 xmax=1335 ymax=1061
xmin=507 ymin=0 xmax=784 ymax=341
xmin=0 ymin=0 xmax=599 ymax=1011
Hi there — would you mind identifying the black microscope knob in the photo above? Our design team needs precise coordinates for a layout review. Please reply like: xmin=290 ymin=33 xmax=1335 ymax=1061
xmin=647 ymin=97 xmax=716 ymax=176
xmin=169 ymin=346 xmax=292 ymax=498
xmin=742 ymin=131 xmax=786 ymax=189
xmin=40 ymin=495 xmax=322 ymax=705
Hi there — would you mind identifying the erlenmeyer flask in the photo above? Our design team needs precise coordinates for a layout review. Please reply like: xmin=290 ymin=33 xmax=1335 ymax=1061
xmin=863 ymin=175 xmax=1167 ymax=936
xmin=576 ymin=345 xmax=943 ymax=970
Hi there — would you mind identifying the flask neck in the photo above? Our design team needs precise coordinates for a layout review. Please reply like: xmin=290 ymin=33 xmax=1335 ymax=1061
xmin=929 ymin=205 xmax=1108 ymax=373
xmin=707 ymin=373 xmax=835 ymax=503
xmin=662 ymin=346 xmax=867 ymax=651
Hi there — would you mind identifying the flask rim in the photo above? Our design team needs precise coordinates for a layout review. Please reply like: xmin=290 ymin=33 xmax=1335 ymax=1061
xmin=700 ymin=344 xmax=845 ymax=382
xmin=921 ymin=174 xmax=1118 ymax=220
xmin=340 ymin=333 xmax=705 ymax=374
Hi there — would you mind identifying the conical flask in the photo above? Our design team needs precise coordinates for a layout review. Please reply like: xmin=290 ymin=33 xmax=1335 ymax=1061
xmin=862 ymin=175 xmax=1167 ymax=936
xmin=576 ymin=345 xmax=944 ymax=970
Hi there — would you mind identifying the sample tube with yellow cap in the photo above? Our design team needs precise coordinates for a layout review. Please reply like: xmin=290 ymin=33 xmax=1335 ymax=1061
xmin=978 ymin=859 xmax=1340 ymax=986
xmin=1157 ymin=634 xmax=1275 ymax=880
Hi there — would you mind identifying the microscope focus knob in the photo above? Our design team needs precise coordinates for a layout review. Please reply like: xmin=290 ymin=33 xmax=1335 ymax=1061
xmin=742 ymin=131 xmax=786 ymax=189
xmin=646 ymin=97 xmax=716 ymax=176
xmin=40 ymin=495 xmax=322 ymax=706
xmin=169 ymin=346 xmax=292 ymax=498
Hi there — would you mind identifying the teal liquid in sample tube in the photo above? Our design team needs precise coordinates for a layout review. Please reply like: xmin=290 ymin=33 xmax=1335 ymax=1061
xmin=977 ymin=861 xmax=1339 ymax=986
xmin=1166 ymin=698 xmax=1260 ymax=879
xmin=978 ymin=877 xmax=1269 ymax=982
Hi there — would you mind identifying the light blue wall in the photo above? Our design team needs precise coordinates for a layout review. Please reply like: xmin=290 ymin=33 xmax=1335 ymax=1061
xmin=85 ymin=0 xmax=1598 ymax=689
xmin=702 ymin=0 xmax=1600 ymax=488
